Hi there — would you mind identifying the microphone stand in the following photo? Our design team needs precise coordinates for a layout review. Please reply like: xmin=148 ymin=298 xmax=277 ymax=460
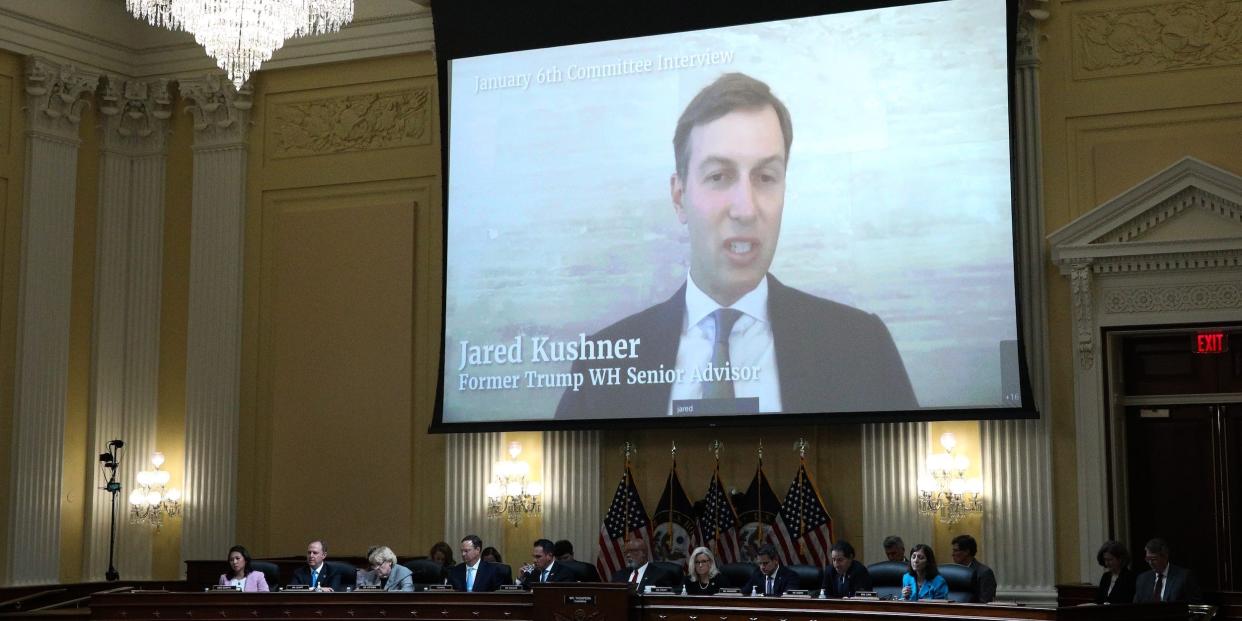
xmin=101 ymin=440 xmax=124 ymax=581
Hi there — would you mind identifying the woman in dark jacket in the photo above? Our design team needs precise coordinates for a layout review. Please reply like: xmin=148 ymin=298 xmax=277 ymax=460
xmin=1094 ymin=540 xmax=1137 ymax=604
xmin=683 ymin=547 xmax=730 ymax=595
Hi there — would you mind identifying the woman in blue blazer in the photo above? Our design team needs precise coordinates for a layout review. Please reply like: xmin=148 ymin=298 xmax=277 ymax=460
xmin=219 ymin=545 xmax=270 ymax=592
xmin=900 ymin=544 xmax=947 ymax=601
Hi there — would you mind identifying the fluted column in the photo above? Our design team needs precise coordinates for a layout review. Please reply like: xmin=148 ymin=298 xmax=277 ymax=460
xmin=445 ymin=433 xmax=503 ymax=551
xmin=861 ymin=423 xmax=931 ymax=562
xmin=542 ymin=430 xmax=601 ymax=564
xmin=6 ymin=57 xmax=98 ymax=586
xmin=82 ymin=77 xmax=172 ymax=581
xmin=178 ymin=76 xmax=250 ymax=569
xmin=976 ymin=6 xmax=1056 ymax=603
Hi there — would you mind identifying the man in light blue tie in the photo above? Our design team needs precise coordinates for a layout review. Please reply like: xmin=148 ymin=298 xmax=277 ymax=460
xmin=448 ymin=535 xmax=505 ymax=592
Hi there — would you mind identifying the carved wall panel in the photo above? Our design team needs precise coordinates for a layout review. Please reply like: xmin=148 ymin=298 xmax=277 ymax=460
xmin=1102 ymin=281 xmax=1242 ymax=313
xmin=1074 ymin=0 xmax=1242 ymax=79
xmin=267 ymin=87 xmax=431 ymax=159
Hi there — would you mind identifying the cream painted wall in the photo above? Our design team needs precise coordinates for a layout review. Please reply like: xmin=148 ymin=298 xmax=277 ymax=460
xmin=238 ymin=53 xmax=445 ymax=561
xmin=1038 ymin=0 xmax=1242 ymax=583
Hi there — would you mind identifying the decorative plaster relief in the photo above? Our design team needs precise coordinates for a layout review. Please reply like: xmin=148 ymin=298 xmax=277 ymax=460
xmin=181 ymin=74 xmax=252 ymax=147
xmin=99 ymin=77 xmax=172 ymax=153
xmin=1094 ymin=186 xmax=1242 ymax=243
xmin=24 ymin=57 xmax=98 ymax=140
xmin=1071 ymin=261 xmax=1095 ymax=368
xmin=1075 ymin=1 xmax=1242 ymax=78
xmin=1102 ymin=282 xmax=1242 ymax=314
xmin=270 ymin=87 xmax=431 ymax=159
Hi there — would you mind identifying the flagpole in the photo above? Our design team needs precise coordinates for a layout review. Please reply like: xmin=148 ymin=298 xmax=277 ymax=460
xmin=623 ymin=442 xmax=633 ymax=544
xmin=667 ymin=441 xmax=676 ymax=561
xmin=710 ymin=440 xmax=721 ymax=558
xmin=796 ymin=438 xmax=808 ymax=561
xmin=756 ymin=439 xmax=764 ymax=549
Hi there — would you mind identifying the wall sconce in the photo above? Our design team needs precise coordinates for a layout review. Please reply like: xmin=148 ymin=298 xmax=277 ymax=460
xmin=486 ymin=441 xmax=542 ymax=527
xmin=129 ymin=451 xmax=181 ymax=530
xmin=917 ymin=433 xmax=983 ymax=524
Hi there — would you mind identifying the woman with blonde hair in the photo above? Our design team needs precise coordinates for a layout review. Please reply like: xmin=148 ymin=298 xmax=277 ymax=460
xmin=683 ymin=546 xmax=730 ymax=595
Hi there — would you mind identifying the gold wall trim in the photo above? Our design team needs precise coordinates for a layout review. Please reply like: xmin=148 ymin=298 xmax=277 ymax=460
xmin=0 ymin=74 xmax=10 ymax=155
xmin=268 ymin=87 xmax=432 ymax=160
xmin=1073 ymin=0 xmax=1242 ymax=79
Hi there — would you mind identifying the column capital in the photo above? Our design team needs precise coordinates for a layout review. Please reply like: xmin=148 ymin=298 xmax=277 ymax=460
xmin=24 ymin=56 xmax=101 ymax=142
xmin=99 ymin=76 xmax=173 ymax=155
xmin=179 ymin=74 xmax=252 ymax=148
xmin=1016 ymin=1 xmax=1051 ymax=68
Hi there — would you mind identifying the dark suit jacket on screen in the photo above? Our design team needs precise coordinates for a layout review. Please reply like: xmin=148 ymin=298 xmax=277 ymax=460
xmin=821 ymin=561 xmax=872 ymax=598
xmin=448 ymin=561 xmax=507 ymax=592
xmin=518 ymin=560 xmax=578 ymax=588
xmin=1134 ymin=563 xmax=1203 ymax=604
xmin=611 ymin=563 xmax=682 ymax=591
xmin=290 ymin=563 xmax=352 ymax=591
xmin=555 ymin=275 xmax=916 ymax=419
xmin=1095 ymin=568 xmax=1137 ymax=605
xmin=741 ymin=564 xmax=799 ymax=596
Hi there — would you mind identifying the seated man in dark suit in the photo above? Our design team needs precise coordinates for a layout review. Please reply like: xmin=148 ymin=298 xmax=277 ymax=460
xmin=555 ymin=72 xmax=917 ymax=421
xmin=741 ymin=544 xmax=798 ymax=596
xmin=950 ymin=534 xmax=996 ymax=603
xmin=289 ymin=540 xmax=351 ymax=592
xmin=555 ymin=539 xmax=601 ymax=582
xmin=1133 ymin=538 xmax=1203 ymax=604
xmin=519 ymin=538 xmax=578 ymax=587
xmin=821 ymin=541 xmax=872 ymax=598
xmin=611 ymin=538 xmax=680 ymax=590
xmin=448 ymin=535 xmax=506 ymax=592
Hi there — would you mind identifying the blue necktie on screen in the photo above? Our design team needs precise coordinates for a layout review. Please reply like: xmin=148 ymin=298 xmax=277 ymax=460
xmin=702 ymin=309 xmax=742 ymax=399
xmin=311 ymin=568 xmax=319 ymax=588
xmin=466 ymin=565 xmax=475 ymax=591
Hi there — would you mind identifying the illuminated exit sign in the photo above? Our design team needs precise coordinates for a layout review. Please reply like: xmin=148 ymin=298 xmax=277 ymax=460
xmin=1195 ymin=331 xmax=1228 ymax=354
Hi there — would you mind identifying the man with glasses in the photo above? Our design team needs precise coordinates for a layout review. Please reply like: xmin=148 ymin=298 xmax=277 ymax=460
xmin=741 ymin=544 xmax=797 ymax=596
xmin=449 ymin=535 xmax=506 ymax=592
xmin=1133 ymin=538 xmax=1203 ymax=604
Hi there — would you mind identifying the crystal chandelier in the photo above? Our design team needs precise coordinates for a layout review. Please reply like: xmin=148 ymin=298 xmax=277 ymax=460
xmin=486 ymin=442 xmax=542 ymax=527
xmin=125 ymin=0 xmax=355 ymax=90
xmin=129 ymin=451 xmax=182 ymax=530
xmin=917 ymin=433 xmax=983 ymax=524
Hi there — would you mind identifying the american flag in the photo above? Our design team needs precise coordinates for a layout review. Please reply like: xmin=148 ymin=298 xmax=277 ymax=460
xmin=596 ymin=465 xmax=653 ymax=580
xmin=776 ymin=459 xmax=835 ymax=566
xmin=696 ymin=469 xmax=741 ymax=563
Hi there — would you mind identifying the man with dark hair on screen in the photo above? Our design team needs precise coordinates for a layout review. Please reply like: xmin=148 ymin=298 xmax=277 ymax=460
xmin=556 ymin=72 xmax=916 ymax=419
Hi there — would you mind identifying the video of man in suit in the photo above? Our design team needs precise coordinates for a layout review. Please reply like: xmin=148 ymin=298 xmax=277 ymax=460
xmin=440 ymin=0 xmax=1021 ymax=425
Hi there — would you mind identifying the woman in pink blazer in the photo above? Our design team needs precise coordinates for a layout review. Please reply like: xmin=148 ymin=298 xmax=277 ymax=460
xmin=219 ymin=545 xmax=271 ymax=592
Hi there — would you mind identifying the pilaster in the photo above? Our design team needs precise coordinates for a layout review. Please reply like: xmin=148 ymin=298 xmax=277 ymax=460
xmin=178 ymin=75 xmax=250 ymax=569
xmin=861 ymin=422 xmax=932 ymax=563
xmin=83 ymin=76 xmax=172 ymax=580
xmin=445 ymin=433 xmax=503 ymax=555
xmin=542 ymin=430 xmax=601 ymax=564
xmin=7 ymin=56 xmax=98 ymax=586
